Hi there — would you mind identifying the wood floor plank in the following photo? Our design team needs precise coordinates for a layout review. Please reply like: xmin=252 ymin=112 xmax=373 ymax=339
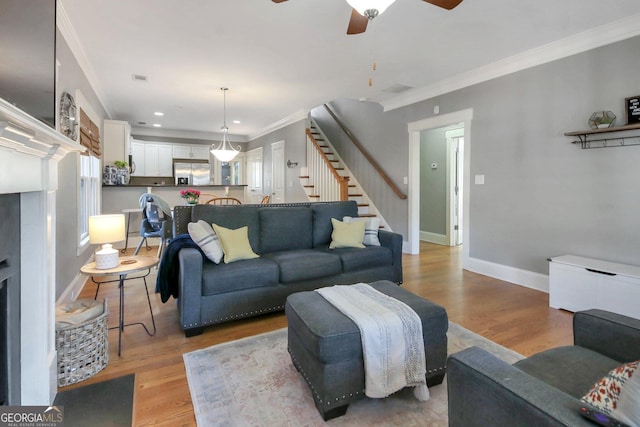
xmin=66 ymin=242 xmax=572 ymax=425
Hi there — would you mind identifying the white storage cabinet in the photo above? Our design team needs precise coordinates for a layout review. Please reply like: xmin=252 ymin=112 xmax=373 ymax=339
xmin=549 ymin=255 xmax=640 ymax=319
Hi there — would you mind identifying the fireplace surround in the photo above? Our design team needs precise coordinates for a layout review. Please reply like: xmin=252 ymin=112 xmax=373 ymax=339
xmin=0 ymin=98 xmax=84 ymax=404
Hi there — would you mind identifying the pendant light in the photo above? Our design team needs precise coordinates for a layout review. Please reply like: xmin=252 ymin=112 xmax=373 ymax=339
xmin=210 ymin=87 xmax=240 ymax=162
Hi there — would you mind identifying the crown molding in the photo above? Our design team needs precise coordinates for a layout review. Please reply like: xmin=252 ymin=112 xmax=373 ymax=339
xmin=248 ymin=109 xmax=308 ymax=141
xmin=382 ymin=13 xmax=640 ymax=112
xmin=56 ymin=0 xmax=112 ymax=118
xmin=130 ymin=127 xmax=248 ymax=143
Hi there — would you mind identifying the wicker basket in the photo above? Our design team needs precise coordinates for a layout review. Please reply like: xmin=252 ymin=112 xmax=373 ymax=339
xmin=56 ymin=300 xmax=109 ymax=387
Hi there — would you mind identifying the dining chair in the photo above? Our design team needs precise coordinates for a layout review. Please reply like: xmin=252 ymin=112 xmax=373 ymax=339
xmin=206 ymin=197 xmax=242 ymax=205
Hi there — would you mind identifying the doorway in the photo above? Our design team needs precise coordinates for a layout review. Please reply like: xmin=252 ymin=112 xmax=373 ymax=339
xmin=271 ymin=140 xmax=285 ymax=203
xmin=407 ymin=109 xmax=473 ymax=266
xmin=419 ymin=126 xmax=464 ymax=247
xmin=245 ymin=147 xmax=263 ymax=203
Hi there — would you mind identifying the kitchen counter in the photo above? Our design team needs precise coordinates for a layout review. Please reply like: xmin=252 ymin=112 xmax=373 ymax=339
xmin=101 ymin=184 xmax=257 ymax=217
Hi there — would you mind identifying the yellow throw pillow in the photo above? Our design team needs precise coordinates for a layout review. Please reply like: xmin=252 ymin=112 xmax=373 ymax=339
xmin=211 ymin=224 xmax=259 ymax=263
xmin=329 ymin=218 xmax=365 ymax=249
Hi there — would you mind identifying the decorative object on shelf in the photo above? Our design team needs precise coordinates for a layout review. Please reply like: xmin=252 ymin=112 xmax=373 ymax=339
xmin=588 ymin=111 xmax=616 ymax=129
xmin=89 ymin=214 xmax=126 ymax=269
xmin=103 ymin=164 xmax=117 ymax=185
xmin=114 ymin=161 xmax=130 ymax=185
xmin=625 ymin=95 xmax=640 ymax=125
xmin=180 ymin=188 xmax=201 ymax=205
xmin=59 ymin=92 xmax=78 ymax=140
xmin=210 ymin=88 xmax=241 ymax=162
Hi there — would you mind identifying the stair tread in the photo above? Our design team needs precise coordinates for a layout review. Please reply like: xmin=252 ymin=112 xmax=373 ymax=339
xmin=299 ymin=175 xmax=310 ymax=179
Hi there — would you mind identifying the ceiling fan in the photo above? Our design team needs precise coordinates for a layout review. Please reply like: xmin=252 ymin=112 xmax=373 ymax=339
xmin=272 ymin=0 xmax=463 ymax=34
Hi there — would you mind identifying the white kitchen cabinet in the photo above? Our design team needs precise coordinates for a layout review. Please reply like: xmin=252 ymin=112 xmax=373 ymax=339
xmin=103 ymin=120 xmax=131 ymax=165
xmin=131 ymin=140 xmax=173 ymax=176
xmin=130 ymin=141 xmax=145 ymax=176
xmin=549 ymin=255 xmax=640 ymax=319
xmin=173 ymin=144 xmax=210 ymax=160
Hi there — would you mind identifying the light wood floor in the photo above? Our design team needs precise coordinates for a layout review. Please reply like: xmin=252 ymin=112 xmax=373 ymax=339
xmin=69 ymin=242 xmax=573 ymax=426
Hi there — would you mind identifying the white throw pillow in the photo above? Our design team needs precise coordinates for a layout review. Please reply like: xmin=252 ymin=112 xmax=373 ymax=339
xmin=343 ymin=216 xmax=381 ymax=246
xmin=188 ymin=220 xmax=223 ymax=264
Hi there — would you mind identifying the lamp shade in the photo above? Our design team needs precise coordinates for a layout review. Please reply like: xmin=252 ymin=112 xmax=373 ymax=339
xmin=89 ymin=214 xmax=126 ymax=269
xmin=89 ymin=214 xmax=126 ymax=244
xmin=346 ymin=0 xmax=396 ymax=16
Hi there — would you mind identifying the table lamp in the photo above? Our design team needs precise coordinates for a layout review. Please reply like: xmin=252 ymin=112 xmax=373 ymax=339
xmin=89 ymin=214 xmax=126 ymax=269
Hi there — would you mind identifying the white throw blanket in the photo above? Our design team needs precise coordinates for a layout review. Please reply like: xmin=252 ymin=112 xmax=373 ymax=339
xmin=316 ymin=283 xmax=429 ymax=401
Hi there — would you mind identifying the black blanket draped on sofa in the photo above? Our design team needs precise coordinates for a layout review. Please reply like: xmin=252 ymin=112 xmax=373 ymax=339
xmin=155 ymin=234 xmax=203 ymax=303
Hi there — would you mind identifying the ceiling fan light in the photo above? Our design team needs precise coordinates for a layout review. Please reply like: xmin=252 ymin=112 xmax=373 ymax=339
xmin=346 ymin=0 xmax=396 ymax=17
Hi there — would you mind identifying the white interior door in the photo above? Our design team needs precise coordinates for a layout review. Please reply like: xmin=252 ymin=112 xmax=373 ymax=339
xmin=245 ymin=147 xmax=263 ymax=203
xmin=451 ymin=136 xmax=464 ymax=246
xmin=271 ymin=140 xmax=285 ymax=203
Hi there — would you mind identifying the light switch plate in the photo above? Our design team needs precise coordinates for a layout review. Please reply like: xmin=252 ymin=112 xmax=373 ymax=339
xmin=475 ymin=175 xmax=485 ymax=185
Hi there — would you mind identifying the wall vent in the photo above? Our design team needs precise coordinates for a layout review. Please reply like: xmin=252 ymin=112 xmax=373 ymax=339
xmin=132 ymin=74 xmax=148 ymax=82
xmin=382 ymin=83 xmax=415 ymax=94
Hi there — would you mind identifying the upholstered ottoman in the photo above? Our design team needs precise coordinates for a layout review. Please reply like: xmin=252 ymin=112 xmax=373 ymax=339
xmin=285 ymin=280 xmax=448 ymax=420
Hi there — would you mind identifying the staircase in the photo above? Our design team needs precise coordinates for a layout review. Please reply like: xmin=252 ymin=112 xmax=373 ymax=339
xmin=300 ymin=120 xmax=391 ymax=230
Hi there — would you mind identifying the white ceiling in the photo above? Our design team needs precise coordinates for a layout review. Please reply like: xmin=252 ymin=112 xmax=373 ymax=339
xmin=59 ymin=0 xmax=640 ymax=140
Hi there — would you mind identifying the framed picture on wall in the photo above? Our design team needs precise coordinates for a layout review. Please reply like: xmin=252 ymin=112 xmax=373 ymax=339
xmin=625 ymin=95 xmax=640 ymax=125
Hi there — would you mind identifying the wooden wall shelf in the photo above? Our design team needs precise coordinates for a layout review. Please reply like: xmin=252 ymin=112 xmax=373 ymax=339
xmin=565 ymin=123 xmax=640 ymax=149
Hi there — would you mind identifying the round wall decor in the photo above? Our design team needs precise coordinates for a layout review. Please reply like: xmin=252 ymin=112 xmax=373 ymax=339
xmin=59 ymin=92 xmax=78 ymax=140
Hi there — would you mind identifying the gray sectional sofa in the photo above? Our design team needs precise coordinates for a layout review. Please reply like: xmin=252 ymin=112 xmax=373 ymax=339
xmin=170 ymin=201 xmax=403 ymax=337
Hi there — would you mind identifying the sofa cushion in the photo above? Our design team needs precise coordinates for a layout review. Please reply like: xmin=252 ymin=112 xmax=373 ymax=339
xmin=262 ymin=249 xmax=341 ymax=283
xmin=514 ymin=346 xmax=621 ymax=399
xmin=343 ymin=216 xmax=381 ymax=246
xmin=312 ymin=201 xmax=359 ymax=247
xmin=329 ymin=218 xmax=365 ymax=249
xmin=581 ymin=359 xmax=640 ymax=427
xmin=201 ymin=258 xmax=280 ymax=295
xmin=212 ymin=224 xmax=259 ymax=263
xmin=258 ymin=207 xmax=313 ymax=253
xmin=320 ymin=245 xmax=393 ymax=272
xmin=192 ymin=204 xmax=260 ymax=250
xmin=188 ymin=220 xmax=223 ymax=264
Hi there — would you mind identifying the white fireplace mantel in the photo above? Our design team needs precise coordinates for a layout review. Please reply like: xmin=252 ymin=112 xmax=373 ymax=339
xmin=0 ymin=97 xmax=84 ymax=404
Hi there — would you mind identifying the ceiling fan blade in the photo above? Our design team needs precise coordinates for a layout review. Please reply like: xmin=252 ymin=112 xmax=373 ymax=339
xmin=421 ymin=0 xmax=463 ymax=10
xmin=347 ymin=8 xmax=369 ymax=34
xmin=272 ymin=0 xmax=288 ymax=3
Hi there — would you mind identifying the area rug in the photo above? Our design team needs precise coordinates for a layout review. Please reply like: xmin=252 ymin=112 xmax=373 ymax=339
xmin=184 ymin=323 xmax=522 ymax=426
xmin=53 ymin=374 xmax=135 ymax=427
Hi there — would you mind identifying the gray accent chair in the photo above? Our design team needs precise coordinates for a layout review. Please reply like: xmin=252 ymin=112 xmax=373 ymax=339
xmin=447 ymin=309 xmax=640 ymax=426
xmin=172 ymin=201 xmax=403 ymax=337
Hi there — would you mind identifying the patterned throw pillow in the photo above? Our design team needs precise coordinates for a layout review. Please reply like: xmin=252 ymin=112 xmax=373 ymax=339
xmin=188 ymin=220 xmax=223 ymax=264
xmin=581 ymin=359 xmax=640 ymax=427
xmin=211 ymin=224 xmax=259 ymax=263
xmin=343 ymin=216 xmax=381 ymax=246
xmin=329 ymin=218 xmax=365 ymax=249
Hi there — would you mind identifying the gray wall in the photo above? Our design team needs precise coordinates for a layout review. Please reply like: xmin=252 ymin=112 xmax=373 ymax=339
xmin=420 ymin=128 xmax=447 ymax=235
xmin=311 ymin=35 xmax=640 ymax=275
xmin=311 ymin=101 xmax=410 ymax=235
xmin=246 ymin=119 xmax=309 ymax=203
xmin=55 ymin=29 xmax=108 ymax=299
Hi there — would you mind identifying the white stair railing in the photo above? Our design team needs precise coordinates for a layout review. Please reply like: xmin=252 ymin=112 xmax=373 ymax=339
xmin=305 ymin=128 xmax=349 ymax=201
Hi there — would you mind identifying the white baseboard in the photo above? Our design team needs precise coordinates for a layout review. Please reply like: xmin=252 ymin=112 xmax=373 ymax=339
xmin=420 ymin=231 xmax=448 ymax=246
xmin=56 ymin=270 xmax=87 ymax=305
xmin=464 ymin=256 xmax=550 ymax=293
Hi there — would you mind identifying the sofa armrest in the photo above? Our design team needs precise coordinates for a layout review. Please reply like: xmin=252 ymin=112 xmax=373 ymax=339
xmin=378 ymin=229 xmax=403 ymax=282
xmin=447 ymin=347 xmax=591 ymax=427
xmin=178 ymin=248 xmax=204 ymax=330
xmin=574 ymin=309 xmax=640 ymax=363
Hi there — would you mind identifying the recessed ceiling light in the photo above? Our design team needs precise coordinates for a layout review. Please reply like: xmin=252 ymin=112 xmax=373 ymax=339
xmin=232 ymin=120 xmax=241 ymax=124
xmin=153 ymin=123 xmax=162 ymax=128
xmin=154 ymin=112 xmax=164 ymax=116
